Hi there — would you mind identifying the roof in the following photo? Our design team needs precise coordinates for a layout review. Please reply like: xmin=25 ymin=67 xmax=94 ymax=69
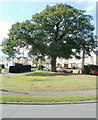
xmin=93 ymin=51 xmax=98 ymax=56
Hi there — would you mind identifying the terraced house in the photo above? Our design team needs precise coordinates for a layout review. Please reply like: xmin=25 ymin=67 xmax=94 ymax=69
xmin=0 ymin=47 xmax=98 ymax=69
xmin=0 ymin=57 xmax=32 ymax=68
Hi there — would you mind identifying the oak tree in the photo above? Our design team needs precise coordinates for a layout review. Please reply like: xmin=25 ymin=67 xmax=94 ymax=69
xmin=2 ymin=3 xmax=95 ymax=71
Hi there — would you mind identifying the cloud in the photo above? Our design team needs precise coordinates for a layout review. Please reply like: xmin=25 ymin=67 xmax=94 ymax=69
xmin=0 ymin=22 xmax=29 ymax=57
xmin=0 ymin=21 xmax=12 ymax=44
xmin=0 ymin=22 xmax=12 ymax=57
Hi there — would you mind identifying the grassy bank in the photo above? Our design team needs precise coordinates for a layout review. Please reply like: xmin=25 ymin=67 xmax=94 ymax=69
xmin=0 ymin=95 xmax=96 ymax=103
xmin=1 ymin=71 xmax=96 ymax=92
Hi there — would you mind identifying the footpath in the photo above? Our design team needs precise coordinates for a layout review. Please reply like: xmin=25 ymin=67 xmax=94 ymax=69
xmin=0 ymin=89 xmax=97 ymax=96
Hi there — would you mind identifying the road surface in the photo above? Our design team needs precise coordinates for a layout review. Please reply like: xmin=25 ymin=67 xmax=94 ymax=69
xmin=1 ymin=103 xmax=96 ymax=118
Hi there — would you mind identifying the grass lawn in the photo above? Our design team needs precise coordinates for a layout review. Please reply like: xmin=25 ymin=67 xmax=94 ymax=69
xmin=0 ymin=95 xmax=96 ymax=103
xmin=0 ymin=71 xmax=96 ymax=92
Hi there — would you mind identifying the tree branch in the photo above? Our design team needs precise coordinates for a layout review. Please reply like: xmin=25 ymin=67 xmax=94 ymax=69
xmin=54 ymin=24 xmax=59 ymax=41
xmin=57 ymin=32 xmax=66 ymax=41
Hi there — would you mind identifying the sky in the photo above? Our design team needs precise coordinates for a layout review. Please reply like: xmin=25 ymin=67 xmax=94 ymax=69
xmin=0 ymin=0 xmax=97 ymax=58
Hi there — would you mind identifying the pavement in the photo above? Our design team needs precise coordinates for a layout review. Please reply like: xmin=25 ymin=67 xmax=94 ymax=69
xmin=0 ymin=89 xmax=97 ymax=96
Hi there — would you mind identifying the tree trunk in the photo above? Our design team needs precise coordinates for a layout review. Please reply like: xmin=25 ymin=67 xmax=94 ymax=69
xmin=82 ymin=50 xmax=85 ymax=74
xmin=51 ymin=57 xmax=56 ymax=72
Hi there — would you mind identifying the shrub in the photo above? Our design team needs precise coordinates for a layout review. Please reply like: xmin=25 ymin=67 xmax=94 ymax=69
xmin=64 ymin=67 xmax=69 ymax=69
xmin=15 ymin=63 xmax=23 ymax=66
xmin=71 ymin=66 xmax=78 ymax=69
xmin=0 ymin=64 xmax=5 ymax=69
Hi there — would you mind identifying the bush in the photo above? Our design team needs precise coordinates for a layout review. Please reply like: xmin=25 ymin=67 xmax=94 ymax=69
xmin=64 ymin=67 xmax=69 ymax=69
xmin=9 ymin=65 xmax=31 ymax=73
xmin=0 ymin=64 xmax=5 ymax=69
xmin=15 ymin=63 xmax=23 ymax=66
xmin=71 ymin=66 xmax=78 ymax=69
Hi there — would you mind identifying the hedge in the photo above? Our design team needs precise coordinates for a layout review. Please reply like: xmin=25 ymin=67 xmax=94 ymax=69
xmin=84 ymin=65 xmax=98 ymax=74
xmin=9 ymin=65 xmax=31 ymax=73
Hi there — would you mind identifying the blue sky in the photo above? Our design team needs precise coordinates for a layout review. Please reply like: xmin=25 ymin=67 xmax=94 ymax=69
xmin=0 ymin=2 xmax=96 ymax=24
xmin=0 ymin=1 xmax=97 ymax=58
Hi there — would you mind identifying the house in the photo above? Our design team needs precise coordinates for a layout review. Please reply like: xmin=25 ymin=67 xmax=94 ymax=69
xmin=42 ymin=59 xmax=51 ymax=68
xmin=0 ymin=57 xmax=33 ymax=68
xmin=1 ymin=49 xmax=98 ymax=69
xmin=38 ymin=50 xmax=98 ymax=68
xmin=68 ymin=51 xmax=97 ymax=68
xmin=0 ymin=57 xmax=14 ymax=68
xmin=56 ymin=57 xmax=69 ymax=68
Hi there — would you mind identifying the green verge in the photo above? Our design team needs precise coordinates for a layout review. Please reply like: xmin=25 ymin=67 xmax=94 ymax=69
xmin=1 ymin=71 xmax=96 ymax=92
xmin=0 ymin=95 xmax=96 ymax=103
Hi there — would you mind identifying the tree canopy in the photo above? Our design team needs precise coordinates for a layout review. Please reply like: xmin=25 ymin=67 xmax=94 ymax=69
xmin=2 ymin=3 xmax=95 ymax=71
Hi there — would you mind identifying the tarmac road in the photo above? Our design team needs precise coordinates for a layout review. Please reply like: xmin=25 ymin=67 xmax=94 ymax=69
xmin=1 ymin=103 xmax=96 ymax=118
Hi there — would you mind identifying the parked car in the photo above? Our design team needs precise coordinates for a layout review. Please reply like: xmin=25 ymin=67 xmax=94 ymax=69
xmin=63 ymin=70 xmax=73 ymax=73
xmin=56 ymin=68 xmax=73 ymax=73
xmin=43 ymin=67 xmax=50 ymax=71
xmin=56 ymin=68 xmax=64 ymax=72
xmin=89 ymin=70 xmax=98 ymax=75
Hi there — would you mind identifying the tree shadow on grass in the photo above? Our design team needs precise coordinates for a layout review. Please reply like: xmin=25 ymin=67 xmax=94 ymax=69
xmin=26 ymin=71 xmax=71 ymax=76
xmin=8 ymin=70 xmax=35 ymax=74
